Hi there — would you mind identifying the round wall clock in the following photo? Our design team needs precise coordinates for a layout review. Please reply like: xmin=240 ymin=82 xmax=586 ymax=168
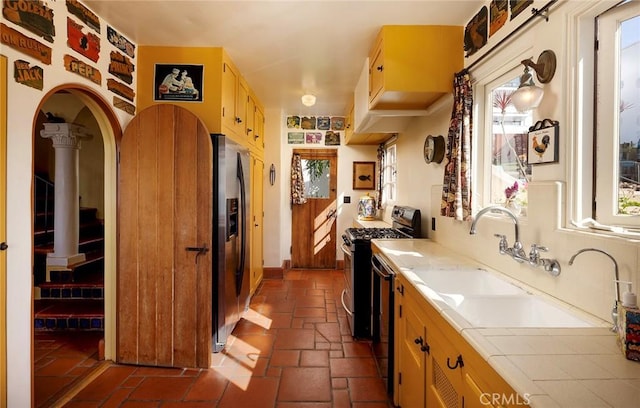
xmin=424 ymin=135 xmax=445 ymax=164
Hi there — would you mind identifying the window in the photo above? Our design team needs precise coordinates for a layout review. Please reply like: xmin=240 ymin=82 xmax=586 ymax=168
xmin=302 ymin=159 xmax=330 ymax=198
xmin=595 ymin=1 xmax=640 ymax=226
xmin=488 ymin=74 xmax=533 ymax=212
xmin=382 ymin=144 xmax=397 ymax=204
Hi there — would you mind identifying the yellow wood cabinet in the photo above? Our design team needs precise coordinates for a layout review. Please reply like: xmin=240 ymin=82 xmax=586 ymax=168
xmin=248 ymin=93 xmax=265 ymax=153
xmin=368 ymin=25 xmax=463 ymax=110
xmin=394 ymin=273 xmax=527 ymax=408
xmin=344 ymin=100 xmax=392 ymax=145
xmin=250 ymin=154 xmax=264 ymax=295
xmin=222 ymin=61 xmax=250 ymax=141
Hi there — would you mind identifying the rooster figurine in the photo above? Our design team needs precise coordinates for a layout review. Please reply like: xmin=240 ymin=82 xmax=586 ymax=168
xmin=532 ymin=135 xmax=550 ymax=159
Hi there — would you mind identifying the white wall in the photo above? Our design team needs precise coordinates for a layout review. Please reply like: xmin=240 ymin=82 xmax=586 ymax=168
xmin=2 ymin=2 xmax=134 ymax=404
xmin=263 ymin=111 xmax=379 ymax=266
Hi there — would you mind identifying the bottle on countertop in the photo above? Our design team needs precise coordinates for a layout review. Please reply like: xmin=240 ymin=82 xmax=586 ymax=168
xmin=616 ymin=280 xmax=640 ymax=362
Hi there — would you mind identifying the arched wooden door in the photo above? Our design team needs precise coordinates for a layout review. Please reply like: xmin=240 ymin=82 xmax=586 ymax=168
xmin=118 ymin=105 xmax=212 ymax=368
xmin=291 ymin=149 xmax=338 ymax=269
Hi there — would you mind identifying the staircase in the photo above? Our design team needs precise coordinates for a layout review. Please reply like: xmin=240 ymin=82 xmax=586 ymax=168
xmin=33 ymin=174 xmax=105 ymax=330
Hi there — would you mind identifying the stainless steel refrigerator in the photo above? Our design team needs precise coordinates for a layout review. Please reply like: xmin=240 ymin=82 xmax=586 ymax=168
xmin=211 ymin=133 xmax=251 ymax=352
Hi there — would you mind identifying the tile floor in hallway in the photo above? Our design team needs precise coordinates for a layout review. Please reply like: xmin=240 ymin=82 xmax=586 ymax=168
xmin=63 ymin=269 xmax=394 ymax=407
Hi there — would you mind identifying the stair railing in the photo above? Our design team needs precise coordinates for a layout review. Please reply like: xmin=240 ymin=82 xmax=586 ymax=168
xmin=35 ymin=174 xmax=54 ymax=236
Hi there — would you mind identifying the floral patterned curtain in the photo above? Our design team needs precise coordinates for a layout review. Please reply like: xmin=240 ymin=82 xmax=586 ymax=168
xmin=291 ymin=153 xmax=307 ymax=205
xmin=441 ymin=70 xmax=473 ymax=221
xmin=376 ymin=144 xmax=385 ymax=209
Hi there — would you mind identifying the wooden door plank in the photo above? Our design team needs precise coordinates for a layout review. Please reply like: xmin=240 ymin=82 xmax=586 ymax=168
xmin=195 ymin=118 xmax=212 ymax=368
xmin=173 ymin=108 xmax=199 ymax=367
xmin=118 ymin=112 xmax=140 ymax=364
xmin=137 ymin=105 xmax=160 ymax=364
xmin=155 ymin=105 xmax=176 ymax=366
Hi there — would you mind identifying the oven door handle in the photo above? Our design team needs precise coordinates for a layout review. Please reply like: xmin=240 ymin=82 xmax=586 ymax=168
xmin=372 ymin=254 xmax=393 ymax=281
xmin=340 ymin=289 xmax=353 ymax=316
xmin=340 ymin=243 xmax=351 ymax=257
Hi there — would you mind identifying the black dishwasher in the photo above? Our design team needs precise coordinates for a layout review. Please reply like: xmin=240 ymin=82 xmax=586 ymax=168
xmin=371 ymin=253 xmax=395 ymax=397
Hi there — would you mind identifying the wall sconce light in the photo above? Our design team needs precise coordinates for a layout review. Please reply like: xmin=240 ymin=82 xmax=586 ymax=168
xmin=511 ymin=49 xmax=556 ymax=112
xmin=301 ymin=94 xmax=316 ymax=107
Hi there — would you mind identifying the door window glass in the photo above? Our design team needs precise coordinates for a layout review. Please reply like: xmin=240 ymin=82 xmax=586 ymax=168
xmin=302 ymin=159 xmax=330 ymax=198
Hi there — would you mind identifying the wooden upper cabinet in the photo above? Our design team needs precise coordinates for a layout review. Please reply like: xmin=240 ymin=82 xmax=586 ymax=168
xmin=368 ymin=25 xmax=463 ymax=110
xmin=237 ymin=77 xmax=249 ymax=134
xmin=246 ymin=92 xmax=256 ymax=144
xmin=222 ymin=60 xmax=241 ymax=133
xmin=222 ymin=59 xmax=252 ymax=142
xmin=253 ymin=103 xmax=265 ymax=151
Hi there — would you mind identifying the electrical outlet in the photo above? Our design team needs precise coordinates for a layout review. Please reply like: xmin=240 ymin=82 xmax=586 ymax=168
xmin=344 ymin=196 xmax=351 ymax=203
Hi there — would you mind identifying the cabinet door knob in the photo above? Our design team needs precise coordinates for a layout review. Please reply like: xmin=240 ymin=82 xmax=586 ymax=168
xmin=376 ymin=65 xmax=384 ymax=71
xmin=0 ymin=242 xmax=7 ymax=251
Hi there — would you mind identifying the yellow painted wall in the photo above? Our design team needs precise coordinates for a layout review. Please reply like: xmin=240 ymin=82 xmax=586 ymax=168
xmin=136 ymin=46 xmax=225 ymax=134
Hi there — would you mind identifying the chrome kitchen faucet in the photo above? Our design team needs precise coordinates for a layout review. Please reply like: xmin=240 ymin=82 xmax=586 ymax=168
xmin=470 ymin=206 xmax=561 ymax=276
xmin=568 ymin=248 xmax=620 ymax=332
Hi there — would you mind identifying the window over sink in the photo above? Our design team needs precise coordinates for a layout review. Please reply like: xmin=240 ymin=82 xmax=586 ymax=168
xmin=488 ymin=74 xmax=533 ymax=212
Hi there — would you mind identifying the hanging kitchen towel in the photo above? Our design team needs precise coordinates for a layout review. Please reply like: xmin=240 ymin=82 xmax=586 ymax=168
xmin=291 ymin=153 xmax=307 ymax=205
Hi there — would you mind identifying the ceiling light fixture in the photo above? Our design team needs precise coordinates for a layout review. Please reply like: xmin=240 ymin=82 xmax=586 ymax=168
xmin=511 ymin=49 xmax=556 ymax=112
xmin=301 ymin=94 xmax=316 ymax=107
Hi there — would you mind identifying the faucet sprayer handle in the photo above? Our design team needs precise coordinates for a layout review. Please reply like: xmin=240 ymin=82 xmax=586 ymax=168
xmin=531 ymin=244 xmax=548 ymax=252
xmin=493 ymin=234 xmax=508 ymax=254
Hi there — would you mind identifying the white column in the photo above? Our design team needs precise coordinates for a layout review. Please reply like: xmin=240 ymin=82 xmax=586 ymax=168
xmin=40 ymin=123 xmax=92 ymax=267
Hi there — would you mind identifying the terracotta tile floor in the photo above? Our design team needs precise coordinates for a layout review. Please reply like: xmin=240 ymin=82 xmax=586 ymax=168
xmin=61 ymin=269 xmax=393 ymax=407
xmin=34 ymin=330 xmax=104 ymax=408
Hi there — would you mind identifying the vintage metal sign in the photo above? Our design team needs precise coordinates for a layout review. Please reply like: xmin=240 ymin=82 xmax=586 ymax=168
xmin=66 ymin=0 xmax=100 ymax=33
xmin=107 ymin=26 xmax=135 ymax=59
xmin=113 ymin=96 xmax=135 ymax=115
xmin=107 ymin=78 xmax=135 ymax=102
xmin=2 ymin=0 xmax=55 ymax=42
xmin=64 ymin=54 xmax=101 ymax=85
xmin=14 ymin=59 xmax=43 ymax=90
xmin=108 ymin=51 xmax=134 ymax=85
xmin=1 ymin=23 xmax=52 ymax=64
xmin=67 ymin=17 xmax=100 ymax=62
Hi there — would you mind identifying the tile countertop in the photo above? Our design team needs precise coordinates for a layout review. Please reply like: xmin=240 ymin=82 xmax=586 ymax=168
xmin=353 ymin=218 xmax=391 ymax=228
xmin=372 ymin=238 xmax=640 ymax=408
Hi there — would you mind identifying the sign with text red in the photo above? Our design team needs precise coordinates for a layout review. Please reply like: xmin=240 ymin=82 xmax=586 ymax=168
xmin=67 ymin=17 xmax=100 ymax=62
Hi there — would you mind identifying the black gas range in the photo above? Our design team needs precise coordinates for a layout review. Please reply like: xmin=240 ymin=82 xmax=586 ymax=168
xmin=340 ymin=206 xmax=421 ymax=339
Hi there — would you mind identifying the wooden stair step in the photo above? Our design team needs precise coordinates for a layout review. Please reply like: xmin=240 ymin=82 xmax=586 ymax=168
xmin=39 ymin=277 xmax=104 ymax=299
xmin=34 ymin=299 xmax=104 ymax=330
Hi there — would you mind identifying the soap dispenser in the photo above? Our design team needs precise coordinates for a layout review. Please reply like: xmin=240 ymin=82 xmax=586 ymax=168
xmin=617 ymin=280 xmax=637 ymax=308
xmin=616 ymin=280 xmax=640 ymax=362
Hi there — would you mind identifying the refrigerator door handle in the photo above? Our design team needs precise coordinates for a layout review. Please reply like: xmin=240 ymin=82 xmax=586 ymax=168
xmin=235 ymin=152 xmax=247 ymax=296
